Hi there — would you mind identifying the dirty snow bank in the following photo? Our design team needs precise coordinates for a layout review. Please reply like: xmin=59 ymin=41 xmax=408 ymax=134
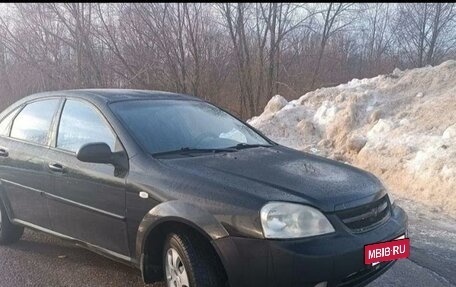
xmin=249 ymin=61 xmax=456 ymax=216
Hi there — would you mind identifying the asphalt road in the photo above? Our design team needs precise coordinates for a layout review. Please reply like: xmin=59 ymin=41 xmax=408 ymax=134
xmin=0 ymin=198 xmax=455 ymax=287
xmin=367 ymin=198 xmax=456 ymax=287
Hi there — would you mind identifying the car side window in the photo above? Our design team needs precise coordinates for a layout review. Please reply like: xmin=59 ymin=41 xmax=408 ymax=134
xmin=57 ymin=100 xmax=116 ymax=153
xmin=10 ymin=99 xmax=60 ymax=145
xmin=0 ymin=108 xmax=20 ymax=136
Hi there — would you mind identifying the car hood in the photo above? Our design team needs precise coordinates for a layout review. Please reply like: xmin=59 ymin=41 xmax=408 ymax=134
xmin=161 ymin=145 xmax=386 ymax=212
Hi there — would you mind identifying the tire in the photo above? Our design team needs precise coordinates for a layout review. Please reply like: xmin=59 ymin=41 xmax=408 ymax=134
xmin=0 ymin=199 xmax=24 ymax=245
xmin=163 ymin=231 xmax=226 ymax=287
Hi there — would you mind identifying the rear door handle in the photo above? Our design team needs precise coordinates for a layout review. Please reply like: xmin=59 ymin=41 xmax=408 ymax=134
xmin=0 ymin=148 xmax=8 ymax=157
xmin=48 ymin=163 xmax=64 ymax=173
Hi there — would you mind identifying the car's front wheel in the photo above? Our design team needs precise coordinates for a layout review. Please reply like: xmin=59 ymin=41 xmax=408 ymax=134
xmin=0 ymin=200 xmax=24 ymax=245
xmin=163 ymin=231 xmax=226 ymax=287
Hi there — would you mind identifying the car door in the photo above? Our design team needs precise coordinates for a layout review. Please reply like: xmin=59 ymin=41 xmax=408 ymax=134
xmin=0 ymin=99 xmax=61 ymax=229
xmin=46 ymin=98 xmax=130 ymax=256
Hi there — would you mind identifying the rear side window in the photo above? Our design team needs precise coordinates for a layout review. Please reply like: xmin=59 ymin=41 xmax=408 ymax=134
xmin=0 ymin=108 xmax=20 ymax=136
xmin=57 ymin=100 xmax=116 ymax=153
xmin=10 ymin=99 xmax=60 ymax=145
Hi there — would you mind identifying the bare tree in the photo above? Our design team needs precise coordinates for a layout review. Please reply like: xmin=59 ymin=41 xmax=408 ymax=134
xmin=395 ymin=3 xmax=456 ymax=67
xmin=261 ymin=3 xmax=314 ymax=99
xmin=0 ymin=3 xmax=455 ymax=115
xmin=311 ymin=3 xmax=356 ymax=89
xmin=366 ymin=4 xmax=394 ymax=66
xmin=0 ymin=41 xmax=13 ymax=106
xmin=218 ymin=3 xmax=255 ymax=118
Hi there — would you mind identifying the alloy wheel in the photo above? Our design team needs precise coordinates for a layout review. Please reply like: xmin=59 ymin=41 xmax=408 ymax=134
xmin=165 ymin=247 xmax=190 ymax=287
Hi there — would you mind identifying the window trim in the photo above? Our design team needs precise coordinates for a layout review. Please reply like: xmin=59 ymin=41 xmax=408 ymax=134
xmin=8 ymin=97 xmax=63 ymax=147
xmin=52 ymin=97 xmax=124 ymax=156
xmin=0 ymin=105 xmax=24 ymax=138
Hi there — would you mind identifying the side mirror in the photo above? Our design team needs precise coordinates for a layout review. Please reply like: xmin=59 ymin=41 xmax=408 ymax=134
xmin=76 ymin=142 xmax=114 ymax=164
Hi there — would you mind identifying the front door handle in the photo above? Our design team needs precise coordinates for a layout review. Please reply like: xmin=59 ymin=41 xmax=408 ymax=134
xmin=48 ymin=163 xmax=64 ymax=173
xmin=0 ymin=148 xmax=8 ymax=157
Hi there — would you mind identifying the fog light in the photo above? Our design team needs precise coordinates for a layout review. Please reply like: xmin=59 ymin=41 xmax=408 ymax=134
xmin=314 ymin=282 xmax=327 ymax=287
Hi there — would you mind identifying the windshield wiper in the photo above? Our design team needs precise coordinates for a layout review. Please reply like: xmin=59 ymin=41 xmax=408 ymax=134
xmin=153 ymin=144 xmax=271 ymax=157
xmin=229 ymin=143 xmax=272 ymax=150
xmin=152 ymin=147 xmax=236 ymax=157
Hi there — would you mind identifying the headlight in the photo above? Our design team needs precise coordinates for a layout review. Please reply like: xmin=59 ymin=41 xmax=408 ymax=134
xmin=260 ymin=202 xmax=335 ymax=239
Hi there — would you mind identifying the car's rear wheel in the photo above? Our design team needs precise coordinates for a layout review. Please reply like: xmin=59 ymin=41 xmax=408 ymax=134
xmin=163 ymin=231 xmax=226 ymax=287
xmin=0 ymin=200 xmax=24 ymax=245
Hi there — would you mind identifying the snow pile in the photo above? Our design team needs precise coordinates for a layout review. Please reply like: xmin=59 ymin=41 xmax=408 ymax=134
xmin=249 ymin=61 xmax=456 ymax=216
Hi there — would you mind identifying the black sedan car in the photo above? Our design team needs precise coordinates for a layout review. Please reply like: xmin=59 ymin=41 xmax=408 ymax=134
xmin=0 ymin=89 xmax=407 ymax=287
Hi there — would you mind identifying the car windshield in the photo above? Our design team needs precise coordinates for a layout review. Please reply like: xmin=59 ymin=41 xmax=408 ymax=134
xmin=109 ymin=100 xmax=271 ymax=156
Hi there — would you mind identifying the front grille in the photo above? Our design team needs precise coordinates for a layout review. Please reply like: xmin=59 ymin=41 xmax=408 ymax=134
xmin=336 ymin=196 xmax=390 ymax=232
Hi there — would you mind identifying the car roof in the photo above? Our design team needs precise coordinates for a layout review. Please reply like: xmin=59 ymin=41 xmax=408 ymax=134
xmin=22 ymin=89 xmax=201 ymax=105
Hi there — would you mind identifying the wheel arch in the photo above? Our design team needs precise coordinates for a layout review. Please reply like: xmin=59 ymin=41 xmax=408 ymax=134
xmin=136 ymin=200 xmax=230 ymax=283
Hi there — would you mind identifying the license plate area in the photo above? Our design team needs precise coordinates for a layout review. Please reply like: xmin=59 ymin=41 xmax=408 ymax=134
xmin=365 ymin=235 xmax=410 ymax=266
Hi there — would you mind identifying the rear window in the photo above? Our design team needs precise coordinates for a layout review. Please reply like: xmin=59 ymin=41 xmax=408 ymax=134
xmin=10 ymin=99 xmax=60 ymax=145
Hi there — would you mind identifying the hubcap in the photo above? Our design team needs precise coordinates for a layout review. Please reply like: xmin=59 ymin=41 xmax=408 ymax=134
xmin=165 ymin=248 xmax=190 ymax=287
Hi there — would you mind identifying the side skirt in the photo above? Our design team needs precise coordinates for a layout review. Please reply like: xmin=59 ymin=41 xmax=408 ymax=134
xmin=12 ymin=219 xmax=140 ymax=269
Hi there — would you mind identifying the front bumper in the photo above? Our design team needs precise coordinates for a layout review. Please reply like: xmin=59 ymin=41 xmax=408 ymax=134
xmin=213 ymin=204 xmax=408 ymax=287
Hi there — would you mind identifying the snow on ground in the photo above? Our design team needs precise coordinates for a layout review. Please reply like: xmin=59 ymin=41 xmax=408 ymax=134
xmin=249 ymin=61 xmax=456 ymax=216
